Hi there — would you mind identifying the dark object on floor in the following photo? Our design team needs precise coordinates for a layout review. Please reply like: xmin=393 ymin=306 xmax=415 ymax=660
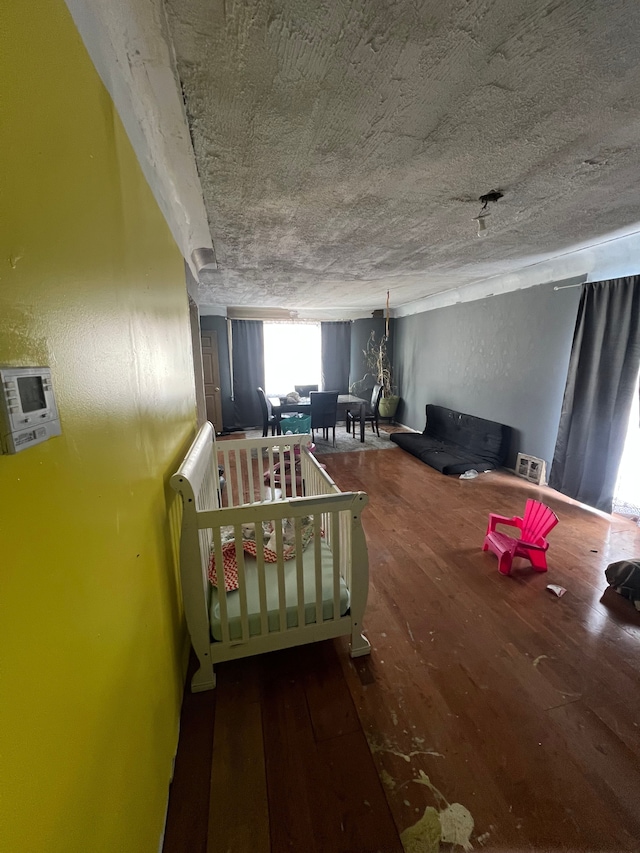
xmin=605 ymin=559 xmax=640 ymax=610
xmin=390 ymin=404 xmax=511 ymax=474
xmin=483 ymin=498 xmax=559 ymax=575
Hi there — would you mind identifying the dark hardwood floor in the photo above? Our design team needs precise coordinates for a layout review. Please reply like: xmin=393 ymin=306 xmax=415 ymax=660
xmin=164 ymin=437 xmax=640 ymax=853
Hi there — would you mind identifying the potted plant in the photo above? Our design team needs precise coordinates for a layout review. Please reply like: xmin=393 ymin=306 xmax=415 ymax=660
xmin=360 ymin=330 xmax=400 ymax=419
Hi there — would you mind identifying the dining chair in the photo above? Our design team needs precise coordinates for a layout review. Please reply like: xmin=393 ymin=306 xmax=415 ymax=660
xmin=310 ymin=391 xmax=339 ymax=446
xmin=256 ymin=387 xmax=278 ymax=437
xmin=347 ymin=384 xmax=383 ymax=439
xmin=295 ymin=384 xmax=319 ymax=398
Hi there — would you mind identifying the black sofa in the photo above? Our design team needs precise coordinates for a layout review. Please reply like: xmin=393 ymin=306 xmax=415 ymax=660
xmin=390 ymin=404 xmax=511 ymax=474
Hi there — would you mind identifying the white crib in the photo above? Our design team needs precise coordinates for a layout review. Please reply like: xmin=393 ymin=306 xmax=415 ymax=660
xmin=171 ymin=422 xmax=371 ymax=691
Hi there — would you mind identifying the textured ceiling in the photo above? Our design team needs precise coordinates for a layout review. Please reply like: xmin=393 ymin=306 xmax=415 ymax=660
xmin=68 ymin=0 xmax=640 ymax=316
xmin=162 ymin=0 xmax=640 ymax=314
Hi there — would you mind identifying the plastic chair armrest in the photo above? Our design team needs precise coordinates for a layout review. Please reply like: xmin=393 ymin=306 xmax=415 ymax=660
xmin=486 ymin=513 xmax=521 ymax=534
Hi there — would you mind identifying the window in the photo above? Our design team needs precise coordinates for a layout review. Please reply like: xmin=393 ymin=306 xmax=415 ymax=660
xmin=613 ymin=370 xmax=640 ymax=521
xmin=263 ymin=322 xmax=321 ymax=396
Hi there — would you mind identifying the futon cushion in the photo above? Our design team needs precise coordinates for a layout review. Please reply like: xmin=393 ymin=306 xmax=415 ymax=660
xmin=390 ymin=405 xmax=510 ymax=474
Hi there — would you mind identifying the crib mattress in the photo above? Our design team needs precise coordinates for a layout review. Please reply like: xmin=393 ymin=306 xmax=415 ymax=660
xmin=209 ymin=538 xmax=350 ymax=641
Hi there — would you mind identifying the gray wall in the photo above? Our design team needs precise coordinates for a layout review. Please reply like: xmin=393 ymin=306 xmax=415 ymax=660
xmin=393 ymin=282 xmax=581 ymax=468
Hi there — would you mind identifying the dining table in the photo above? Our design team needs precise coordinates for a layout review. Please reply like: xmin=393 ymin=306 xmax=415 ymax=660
xmin=269 ymin=393 xmax=369 ymax=441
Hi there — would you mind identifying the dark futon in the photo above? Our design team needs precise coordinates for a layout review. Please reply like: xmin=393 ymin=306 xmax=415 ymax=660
xmin=390 ymin=404 xmax=511 ymax=474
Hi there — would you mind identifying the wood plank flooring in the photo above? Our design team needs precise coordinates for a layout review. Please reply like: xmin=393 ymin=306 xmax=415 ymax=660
xmin=164 ymin=438 xmax=640 ymax=853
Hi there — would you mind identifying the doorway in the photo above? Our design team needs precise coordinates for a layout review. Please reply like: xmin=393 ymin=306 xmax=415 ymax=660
xmin=201 ymin=330 xmax=223 ymax=433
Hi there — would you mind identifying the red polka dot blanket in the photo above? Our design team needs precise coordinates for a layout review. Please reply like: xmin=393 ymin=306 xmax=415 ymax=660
xmin=209 ymin=519 xmax=314 ymax=592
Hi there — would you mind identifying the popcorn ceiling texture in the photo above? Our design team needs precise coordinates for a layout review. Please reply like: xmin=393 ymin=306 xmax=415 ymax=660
xmin=80 ymin=0 xmax=640 ymax=313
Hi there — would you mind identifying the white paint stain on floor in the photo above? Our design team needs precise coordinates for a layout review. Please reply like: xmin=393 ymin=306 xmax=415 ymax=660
xmin=400 ymin=771 xmax=475 ymax=853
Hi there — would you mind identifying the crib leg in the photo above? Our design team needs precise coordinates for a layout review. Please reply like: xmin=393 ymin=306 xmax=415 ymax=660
xmin=190 ymin=663 xmax=216 ymax=692
xmin=349 ymin=630 xmax=371 ymax=658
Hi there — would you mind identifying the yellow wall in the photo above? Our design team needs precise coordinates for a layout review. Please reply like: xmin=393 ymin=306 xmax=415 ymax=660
xmin=0 ymin=3 xmax=196 ymax=850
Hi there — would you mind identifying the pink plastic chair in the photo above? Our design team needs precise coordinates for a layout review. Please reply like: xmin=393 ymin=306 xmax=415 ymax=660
xmin=482 ymin=499 xmax=558 ymax=576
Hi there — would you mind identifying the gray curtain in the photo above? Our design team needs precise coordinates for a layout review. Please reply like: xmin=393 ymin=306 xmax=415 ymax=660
xmin=549 ymin=277 xmax=640 ymax=512
xmin=321 ymin=322 xmax=351 ymax=392
xmin=231 ymin=320 xmax=264 ymax=429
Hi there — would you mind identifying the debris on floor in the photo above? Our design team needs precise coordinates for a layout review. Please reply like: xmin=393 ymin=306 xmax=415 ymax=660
xmin=546 ymin=584 xmax=567 ymax=597
xmin=401 ymin=806 xmax=441 ymax=853
xmin=400 ymin=771 xmax=474 ymax=852
xmin=459 ymin=469 xmax=478 ymax=479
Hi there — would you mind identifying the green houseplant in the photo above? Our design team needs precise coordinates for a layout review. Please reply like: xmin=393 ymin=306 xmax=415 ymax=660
xmin=355 ymin=330 xmax=400 ymax=419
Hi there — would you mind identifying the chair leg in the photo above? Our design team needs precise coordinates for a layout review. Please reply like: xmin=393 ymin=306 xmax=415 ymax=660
xmin=332 ymin=425 xmax=336 ymax=447
xmin=498 ymin=552 xmax=513 ymax=575
xmin=528 ymin=550 xmax=548 ymax=572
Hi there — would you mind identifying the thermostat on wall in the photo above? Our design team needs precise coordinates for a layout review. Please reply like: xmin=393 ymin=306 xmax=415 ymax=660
xmin=0 ymin=366 xmax=62 ymax=454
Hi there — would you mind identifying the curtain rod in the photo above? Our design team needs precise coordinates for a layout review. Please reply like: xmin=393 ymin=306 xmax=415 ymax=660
xmin=554 ymin=282 xmax=583 ymax=291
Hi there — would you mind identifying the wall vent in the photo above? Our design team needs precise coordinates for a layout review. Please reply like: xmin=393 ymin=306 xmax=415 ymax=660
xmin=515 ymin=453 xmax=547 ymax=485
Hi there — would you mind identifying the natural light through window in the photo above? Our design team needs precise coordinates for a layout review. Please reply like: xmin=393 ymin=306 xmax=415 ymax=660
xmin=613 ymin=370 xmax=640 ymax=519
xmin=263 ymin=322 xmax=321 ymax=396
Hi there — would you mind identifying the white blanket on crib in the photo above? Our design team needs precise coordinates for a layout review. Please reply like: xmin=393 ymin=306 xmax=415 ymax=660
xmin=208 ymin=537 xmax=349 ymax=641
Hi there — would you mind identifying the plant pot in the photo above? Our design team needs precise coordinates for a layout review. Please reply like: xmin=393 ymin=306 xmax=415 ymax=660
xmin=378 ymin=395 xmax=400 ymax=419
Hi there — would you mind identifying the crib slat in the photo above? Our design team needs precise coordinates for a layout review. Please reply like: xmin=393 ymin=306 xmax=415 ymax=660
xmin=219 ymin=446 xmax=232 ymax=506
xmin=234 ymin=523 xmax=251 ymax=643
xmin=275 ymin=522 xmax=287 ymax=632
xmin=289 ymin=446 xmax=298 ymax=499
xmin=266 ymin=447 xmax=276 ymax=503
xmin=235 ymin=448 xmax=246 ymax=505
xmin=340 ymin=511 xmax=351 ymax=589
xmin=256 ymin=449 xmax=266 ymax=504
xmin=331 ymin=512 xmax=340 ymax=623
xmin=255 ymin=527 xmax=269 ymax=637
xmin=294 ymin=516 xmax=305 ymax=630
xmin=313 ymin=514 xmax=323 ymax=626
xmin=213 ymin=526 xmax=231 ymax=646
xmin=246 ymin=449 xmax=256 ymax=503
